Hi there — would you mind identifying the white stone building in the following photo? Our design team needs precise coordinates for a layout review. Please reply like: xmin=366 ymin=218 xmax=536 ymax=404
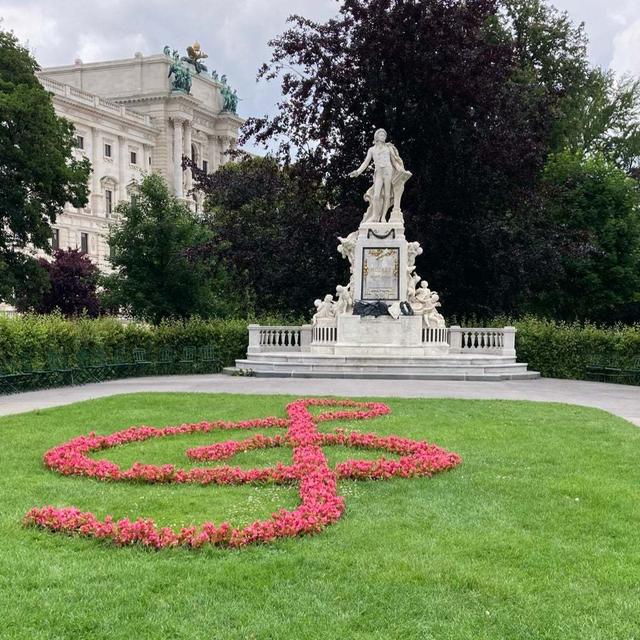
xmin=37 ymin=50 xmax=242 ymax=269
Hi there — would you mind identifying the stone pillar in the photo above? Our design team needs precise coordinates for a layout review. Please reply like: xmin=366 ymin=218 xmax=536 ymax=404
xmin=184 ymin=120 xmax=193 ymax=193
xmin=172 ymin=118 xmax=184 ymax=198
xmin=117 ymin=135 xmax=126 ymax=202
xmin=142 ymin=143 xmax=151 ymax=171
xmin=248 ymin=324 xmax=261 ymax=354
xmin=220 ymin=136 xmax=231 ymax=165
xmin=502 ymin=326 xmax=517 ymax=357
xmin=90 ymin=127 xmax=99 ymax=192
xmin=300 ymin=325 xmax=313 ymax=352
xmin=448 ymin=326 xmax=462 ymax=353
xmin=90 ymin=126 xmax=99 ymax=213
xmin=208 ymin=135 xmax=217 ymax=172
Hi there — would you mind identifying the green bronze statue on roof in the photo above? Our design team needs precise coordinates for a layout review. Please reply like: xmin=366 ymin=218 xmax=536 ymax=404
xmin=164 ymin=45 xmax=192 ymax=93
xmin=220 ymin=74 xmax=239 ymax=114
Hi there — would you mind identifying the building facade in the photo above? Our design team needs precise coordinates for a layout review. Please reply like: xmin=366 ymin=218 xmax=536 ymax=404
xmin=38 ymin=50 xmax=242 ymax=269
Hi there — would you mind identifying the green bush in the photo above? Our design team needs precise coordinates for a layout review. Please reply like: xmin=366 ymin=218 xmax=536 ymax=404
xmin=512 ymin=317 xmax=640 ymax=379
xmin=1 ymin=314 xmax=639 ymax=385
xmin=0 ymin=314 xmax=248 ymax=374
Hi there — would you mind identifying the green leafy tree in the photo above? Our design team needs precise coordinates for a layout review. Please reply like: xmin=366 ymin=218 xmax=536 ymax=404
xmin=242 ymin=0 xmax=598 ymax=317
xmin=0 ymin=29 xmax=90 ymax=303
xmin=187 ymin=156 xmax=345 ymax=317
xmin=106 ymin=174 xmax=237 ymax=323
xmin=534 ymin=150 xmax=640 ymax=320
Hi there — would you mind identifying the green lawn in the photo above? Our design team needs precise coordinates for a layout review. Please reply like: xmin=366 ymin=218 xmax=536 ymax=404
xmin=1 ymin=392 xmax=639 ymax=639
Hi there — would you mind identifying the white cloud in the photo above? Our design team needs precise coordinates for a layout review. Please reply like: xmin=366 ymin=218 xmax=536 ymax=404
xmin=76 ymin=32 xmax=149 ymax=63
xmin=0 ymin=5 xmax=61 ymax=55
xmin=610 ymin=18 xmax=640 ymax=76
xmin=1 ymin=0 xmax=639 ymax=127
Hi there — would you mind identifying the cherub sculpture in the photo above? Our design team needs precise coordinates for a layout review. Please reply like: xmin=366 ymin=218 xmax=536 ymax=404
xmin=312 ymin=294 xmax=336 ymax=324
xmin=334 ymin=284 xmax=354 ymax=315
xmin=337 ymin=231 xmax=358 ymax=267
xmin=410 ymin=281 xmax=446 ymax=328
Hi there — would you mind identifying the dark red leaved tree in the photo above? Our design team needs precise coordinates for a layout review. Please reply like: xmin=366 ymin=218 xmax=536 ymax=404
xmin=36 ymin=249 xmax=101 ymax=317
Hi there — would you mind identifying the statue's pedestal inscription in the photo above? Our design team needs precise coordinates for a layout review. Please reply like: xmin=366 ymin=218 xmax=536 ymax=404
xmin=361 ymin=247 xmax=399 ymax=301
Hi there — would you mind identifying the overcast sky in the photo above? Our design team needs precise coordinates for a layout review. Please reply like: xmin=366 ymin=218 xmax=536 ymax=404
xmin=1 ymin=0 xmax=639 ymax=124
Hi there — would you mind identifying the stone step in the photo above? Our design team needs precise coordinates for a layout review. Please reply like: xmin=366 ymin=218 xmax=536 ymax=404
xmin=224 ymin=366 xmax=540 ymax=381
xmin=244 ymin=352 xmax=518 ymax=366
xmin=236 ymin=357 xmax=530 ymax=371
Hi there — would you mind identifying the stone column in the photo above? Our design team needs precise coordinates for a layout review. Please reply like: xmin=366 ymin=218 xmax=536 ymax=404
xmin=448 ymin=326 xmax=462 ymax=353
xmin=502 ymin=327 xmax=517 ymax=357
xmin=117 ymin=135 xmax=126 ymax=202
xmin=183 ymin=120 xmax=193 ymax=193
xmin=172 ymin=118 xmax=184 ymax=198
xmin=208 ymin=135 xmax=217 ymax=172
xmin=142 ymin=143 xmax=151 ymax=171
xmin=90 ymin=126 xmax=99 ymax=213
xmin=220 ymin=136 xmax=231 ymax=166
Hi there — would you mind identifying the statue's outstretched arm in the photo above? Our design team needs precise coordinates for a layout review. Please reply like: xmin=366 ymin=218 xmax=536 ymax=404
xmin=349 ymin=148 xmax=372 ymax=178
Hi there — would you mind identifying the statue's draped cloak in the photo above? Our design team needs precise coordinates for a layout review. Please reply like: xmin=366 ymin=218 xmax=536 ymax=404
xmin=363 ymin=143 xmax=412 ymax=222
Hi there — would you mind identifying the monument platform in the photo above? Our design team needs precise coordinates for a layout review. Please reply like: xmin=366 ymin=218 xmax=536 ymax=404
xmin=226 ymin=325 xmax=539 ymax=380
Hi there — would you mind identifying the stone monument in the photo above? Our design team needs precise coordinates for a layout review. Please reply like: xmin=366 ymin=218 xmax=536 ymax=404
xmin=311 ymin=128 xmax=447 ymax=357
xmin=232 ymin=128 xmax=537 ymax=380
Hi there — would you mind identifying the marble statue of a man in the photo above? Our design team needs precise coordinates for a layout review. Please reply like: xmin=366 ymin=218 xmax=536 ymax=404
xmin=349 ymin=128 xmax=412 ymax=224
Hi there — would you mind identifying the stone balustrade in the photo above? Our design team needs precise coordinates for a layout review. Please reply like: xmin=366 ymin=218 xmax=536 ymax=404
xmin=422 ymin=327 xmax=448 ymax=344
xmin=247 ymin=323 xmax=516 ymax=356
xmin=448 ymin=326 xmax=516 ymax=357
xmin=247 ymin=324 xmax=312 ymax=353
xmin=38 ymin=75 xmax=153 ymax=126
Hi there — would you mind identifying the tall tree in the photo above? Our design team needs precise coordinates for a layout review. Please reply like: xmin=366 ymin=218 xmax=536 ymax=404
xmin=534 ymin=151 xmax=640 ymax=320
xmin=106 ymin=173 xmax=237 ymax=323
xmin=242 ymin=0 xmax=614 ymax=317
xmin=187 ymin=156 xmax=346 ymax=317
xmin=19 ymin=249 xmax=102 ymax=317
xmin=0 ymin=29 xmax=90 ymax=303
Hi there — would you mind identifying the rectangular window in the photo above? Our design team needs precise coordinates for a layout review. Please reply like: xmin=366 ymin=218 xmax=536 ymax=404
xmin=104 ymin=143 xmax=112 ymax=158
xmin=130 ymin=151 xmax=137 ymax=165
xmin=109 ymin=243 xmax=116 ymax=260
xmin=80 ymin=232 xmax=89 ymax=254
xmin=105 ymin=189 xmax=113 ymax=214
xmin=202 ymin=160 xmax=208 ymax=174
xmin=75 ymin=135 xmax=84 ymax=150
xmin=52 ymin=228 xmax=60 ymax=251
xmin=148 ymin=156 xmax=152 ymax=166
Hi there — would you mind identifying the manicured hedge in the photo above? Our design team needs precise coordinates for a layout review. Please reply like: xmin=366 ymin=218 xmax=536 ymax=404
xmin=1 ymin=314 xmax=638 ymax=383
xmin=512 ymin=317 xmax=640 ymax=379
xmin=0 ymin=315 xmax=249 ymax=373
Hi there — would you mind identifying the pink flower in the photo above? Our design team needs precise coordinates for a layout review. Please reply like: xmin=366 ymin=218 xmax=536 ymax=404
xmin=24 ymin=399 xmax=461 ymax=549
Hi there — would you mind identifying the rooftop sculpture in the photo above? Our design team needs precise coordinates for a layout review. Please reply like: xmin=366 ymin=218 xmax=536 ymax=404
xmin=163 ymin=43 xmax=239 ymax=113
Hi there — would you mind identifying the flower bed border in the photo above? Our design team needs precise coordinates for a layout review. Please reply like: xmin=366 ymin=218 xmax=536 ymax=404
xmin=24 ymin=399 xmax=461 ymax=549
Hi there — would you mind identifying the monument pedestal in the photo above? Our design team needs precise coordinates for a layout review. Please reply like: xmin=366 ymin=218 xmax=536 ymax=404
xmin=353 ymin=222 xmax=408 ymax=303
xmin=310 ymin=315 xmax=449 ymax=356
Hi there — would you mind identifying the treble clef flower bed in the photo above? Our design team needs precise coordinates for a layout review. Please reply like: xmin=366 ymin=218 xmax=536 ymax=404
xmin=24 ymin=399 xmax=462 ymax=549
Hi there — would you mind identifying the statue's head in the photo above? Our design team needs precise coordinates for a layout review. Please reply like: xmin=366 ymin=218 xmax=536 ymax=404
xmin=323 ymin=294 xmax=333 ymax=302
xmin=192 ymin=41 xmax=201 ymax=52
xmin=420 ymin=281 xmax=429 ymax=289
xmin=373 ymin=128 xmax=387 ymax=143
